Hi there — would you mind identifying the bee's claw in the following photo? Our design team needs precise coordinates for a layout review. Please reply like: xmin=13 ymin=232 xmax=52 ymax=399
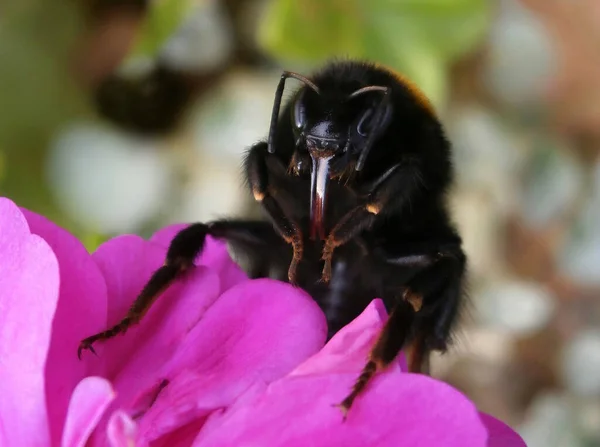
xmin=320 ymin=269 xmax=331 ymax=284
xmin=332 ymin=401 xmax=349 ymax=422
xmin=77 ymin=338 xmax=98 ymax=360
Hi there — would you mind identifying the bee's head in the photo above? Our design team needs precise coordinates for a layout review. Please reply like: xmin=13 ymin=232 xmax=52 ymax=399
xmin=291 ymin=85 xmax=393 ymax=167
xmin=291 ymin=86 xmax=391 ymax=170
xmin=267 ymin=72 xmax=393 ymax=171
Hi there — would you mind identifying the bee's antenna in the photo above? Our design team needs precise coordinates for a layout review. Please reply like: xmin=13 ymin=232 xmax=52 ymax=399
xmin=353 ymin=86 xmax=391 ymax=171
xmin=268 ymin=71 xmax=320 ymax=154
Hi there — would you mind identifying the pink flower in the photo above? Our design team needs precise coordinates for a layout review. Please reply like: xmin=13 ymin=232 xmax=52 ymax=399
xmin=0 ymin=197 xmax=526 ymax=447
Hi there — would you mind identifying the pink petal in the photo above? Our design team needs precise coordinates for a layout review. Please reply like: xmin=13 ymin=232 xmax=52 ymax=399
xmin=0 ymin=198 xmax=59 ymax=446
xmin=91 ymin=235 xmax=218 ymax=378
xmin=21 ymin=208 xmax=108 ymax=444
xmin=107 ymin=411 xmax=137 ymax=447
xmin=89 ymin=236 xmax=222 ymax=445
xmin=479 ymin=412 xmax=527 ymax=447
xmin=194 ymin=373 xmax=488 ymax=447
xmin=150 ymin=224 xmax=248 ymax=292
xmin=107 ymin=267 xmax=220 ymax=410
xmin=91 ymin=234 xmax=169 ymax=375
xmin=61 ymin=377 xmax=115 ymax=447
xmin=290 ymin=299 xmax=407 ymax=377
xmin=144 ymin=418 xmax=207 ymax=447
xmin=134 ymin=279 xmax=327 ymax=443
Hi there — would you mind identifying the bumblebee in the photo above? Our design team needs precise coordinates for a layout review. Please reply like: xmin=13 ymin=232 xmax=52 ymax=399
xmin=78 ymin=60 xmax=467 ymax=415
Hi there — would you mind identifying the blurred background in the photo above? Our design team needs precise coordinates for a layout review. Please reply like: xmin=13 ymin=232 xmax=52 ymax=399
xmin=1 ymin=0 xmax=599 ymax=444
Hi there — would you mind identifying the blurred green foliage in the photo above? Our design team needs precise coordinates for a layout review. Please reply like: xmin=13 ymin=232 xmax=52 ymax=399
xmin=258 ymin=0 xmax=491 ymax=109
xmin=0 ymin=2 xmax=98 ymax=248
xmin=0 ymin=2 xmax=89 ymax=152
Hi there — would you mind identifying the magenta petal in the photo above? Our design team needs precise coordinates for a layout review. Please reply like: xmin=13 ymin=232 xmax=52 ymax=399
xmin=89 ymin=235 xmax=222 ymax=445
xmin=194 ymin=373 xmax=488 ymax=447
xmin=92 ymin=235 xmax=218 ymax=378
xmin=0 ymin=198 xmax=59 ymax=446
xmin=91 ymin=235 xmax=164 ymax=376
xmin=21 ymin=208 xmax=109 ymax=444
xmin=290 ymin=299 xmax=407 ymax=376
xmin=150 ymin=224 xmax=247 ymax=292
xmin=107 ymin=411 xmax=138 ymax=447
xmin=61 ymin=377 xmax=115 ymax=447
xmin=133 ymin=279 xmax=327 ymax=443
xmin=107 ymin=266 xmax=220 ymax=411
xmin=479 ymin=412 xmax=526 ymax=447
xmin=145 ymin=417 xmax=208 ymax=447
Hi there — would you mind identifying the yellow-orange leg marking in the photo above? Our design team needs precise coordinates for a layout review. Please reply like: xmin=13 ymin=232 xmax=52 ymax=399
xmin=320 ymin=237 xmax=340 ymax=283
xmin=287 ymin=235 xmax=303 ymax=285
xmin=253 ymin=184 xmax=304 ymax=285
xmin=401 ymin=289 xmax=429 ymax=373
xmin=320 ymin=203 xmax=379 ymax=283
xmin=403 ymin=288 xmax=423 ymax=312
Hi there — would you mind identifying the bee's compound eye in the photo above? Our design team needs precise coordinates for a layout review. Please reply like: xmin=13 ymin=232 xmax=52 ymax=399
xmin=357 ymin=109 xmax=373 ymax=137
xmin=293 ymin=90 xmax=306 ymax=129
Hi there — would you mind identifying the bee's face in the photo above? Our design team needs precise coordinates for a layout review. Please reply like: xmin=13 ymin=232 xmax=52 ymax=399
xmin=290 ymin=88 xmax=392 ymax=159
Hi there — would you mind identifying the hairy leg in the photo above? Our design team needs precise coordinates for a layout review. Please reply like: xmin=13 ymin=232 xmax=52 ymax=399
xmin=246 ymin=142 xmax=304 ymax=283
xmin=320 ymin=163 xmax=422 ymax=282
xmin=335 ymin=245 xmax=466 ymax=416
xmin=77 ymin=220 xmax=277 ymax=358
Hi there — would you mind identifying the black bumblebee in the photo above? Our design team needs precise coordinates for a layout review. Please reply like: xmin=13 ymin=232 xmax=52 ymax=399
xmin=78 ymin=60 xmax=467 ymax=414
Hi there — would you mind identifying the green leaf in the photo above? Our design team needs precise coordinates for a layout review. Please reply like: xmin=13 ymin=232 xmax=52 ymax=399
xmin=259 ymin=0 xmax=364 ymax=63
xmin=258 ymin=0 xmax=490 ymax=108
xmin=131 ymin=0 xmax=196 ymax=58
xmin=362 ymin=11 xmax=448 ymax=108
xmin=372 ymin=0 xmax=490 ymax=63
